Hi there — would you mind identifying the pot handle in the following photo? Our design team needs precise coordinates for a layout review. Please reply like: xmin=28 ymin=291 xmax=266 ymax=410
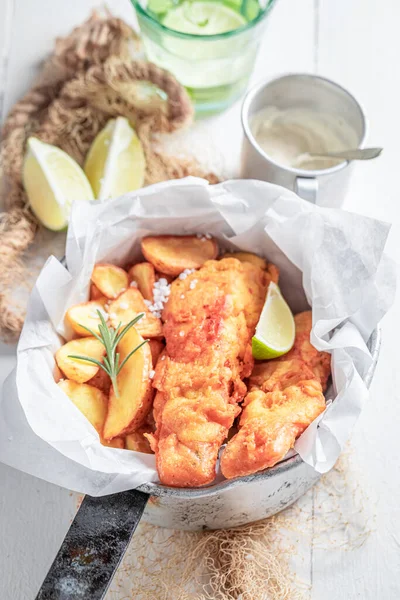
xmin=35 ymin=489 xmax=149 ymax=600
xmin=295 ymin=177 xmax=318 ymax=204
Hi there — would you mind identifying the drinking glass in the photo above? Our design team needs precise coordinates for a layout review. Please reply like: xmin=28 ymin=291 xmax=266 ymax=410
xmin=131 ymin=0 xmax=276 ymax=114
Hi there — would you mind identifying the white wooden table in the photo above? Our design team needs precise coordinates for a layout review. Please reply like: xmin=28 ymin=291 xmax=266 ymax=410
xmin=0 ymin=1 xmax=399 ymax=598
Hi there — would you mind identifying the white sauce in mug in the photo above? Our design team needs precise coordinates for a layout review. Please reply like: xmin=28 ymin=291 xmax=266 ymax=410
xmin=250 ymin=106 xmax=359 ymax=171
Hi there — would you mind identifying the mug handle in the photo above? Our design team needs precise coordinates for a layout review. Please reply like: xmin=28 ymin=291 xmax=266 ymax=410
xmin=295 ymin=177 xmax=318 ymax=204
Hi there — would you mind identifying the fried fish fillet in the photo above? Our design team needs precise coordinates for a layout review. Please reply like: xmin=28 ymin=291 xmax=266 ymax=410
xmin=220 ymin=311 xmax=331 ymax=479
xmin=146 ymin=257 xmax=275 ymax=487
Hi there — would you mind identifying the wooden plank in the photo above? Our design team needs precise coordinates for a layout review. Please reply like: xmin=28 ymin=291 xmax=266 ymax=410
xmin=1 ymin=0 xmax=134 ymax=121
xmin=0 ymin=0 xmax=15 ymax=123
xmin=312 ymin=1 xmax=400 ymax=598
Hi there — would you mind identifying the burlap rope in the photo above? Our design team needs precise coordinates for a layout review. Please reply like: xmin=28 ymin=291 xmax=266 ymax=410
xmin=0 ymin=11 xmax=217 ymax=343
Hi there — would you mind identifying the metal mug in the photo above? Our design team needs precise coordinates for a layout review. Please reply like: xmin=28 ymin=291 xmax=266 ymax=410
xmin=241 ymin=74 xmax=367 ymax=206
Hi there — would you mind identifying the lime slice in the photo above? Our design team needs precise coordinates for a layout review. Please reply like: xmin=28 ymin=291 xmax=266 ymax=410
xmin=22 ymin=137 xmax=94 ymax=231
xmin=252 ymin=282 xmax=295 ymax=360
xmin=162 ymin=1 xmax=246 ymax=35
xmin=84 ymin=117 xmax=146 ymax=200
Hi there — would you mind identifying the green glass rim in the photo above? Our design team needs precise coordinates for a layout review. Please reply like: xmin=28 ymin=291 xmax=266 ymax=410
xmin=131 ymin=0 xmax=276 ymax=41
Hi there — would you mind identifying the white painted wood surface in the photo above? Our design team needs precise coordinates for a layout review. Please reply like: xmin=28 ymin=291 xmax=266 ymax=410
xmin=0 ymin=0 xmax=399 ymax=599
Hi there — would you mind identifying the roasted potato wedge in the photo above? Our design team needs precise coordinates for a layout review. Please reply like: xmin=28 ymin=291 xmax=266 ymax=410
xmin=223 ymin=252 xmax=267 ymax=270
xmin=103 ymin=327 xmax=153 ymax=440
xmin=141 ymin=235 xmax=218 ymax=276
xmin=87 ymin=367 xmax=111 ymax=395
xmin=125 ymin=428 xmax=154 ymax=454
xmin=266 ymin=262 xmax=280 ymax=284
xmin=128 ymin=262 xmax=156 ymax=301
xmin=66 ymin=299 xmax=108 ymax=336
xmin=53 ymin=363 xmax=63 ymax=383
xmin=149 ymin=339 xmax=164 ymax=368
xmin=108 ymin=288 xmax=163 ymax=338
xmin=156 ymin=271 xmax=174 ymax=284
xmin=102 ymin=437 xmax=125 ymax=449
xmin=90 ymin=283 xmax=105 ymax=301
xmin=58 ymin=379 xmax=107 ymax=431
xmin=91 ymin=263 xmax=129 ymax=299
xmin=58 ymin=379 xmax=124 ymax=449
xmin=55 ymin=338 xmax=105 ymax=383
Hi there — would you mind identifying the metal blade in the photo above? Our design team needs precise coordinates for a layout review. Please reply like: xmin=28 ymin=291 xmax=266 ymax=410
xmin=35 ymin=489 xmax=148 ymax=600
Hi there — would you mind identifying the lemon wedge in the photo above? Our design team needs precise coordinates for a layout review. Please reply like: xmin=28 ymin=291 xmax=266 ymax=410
xmin=84 ymin=117 xmax=146 ymax=200
xmin=252 ymin=282 xmax=295 ymax=360
xmin=22 ymin=137 xmax=94 ymax=231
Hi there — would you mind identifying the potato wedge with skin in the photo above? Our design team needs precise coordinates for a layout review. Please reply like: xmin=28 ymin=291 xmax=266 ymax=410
xmin=141 ymin=235 xmax=218 ymax=276
xmin=128 ymin=262 xmax=156 ymax=301
xmin=91 ymin=263 xmax=129 ymax=299
xmin=125 ymin=427 xmax=154 ymax=454
xmin=149 ymin=339 xmax=164 ymax=368
xmin=223 ymin=252 xmax=267 ymax=270
xmin=58 ymin=379 xmax=107 ymax=433
xmin=108 ymin=288 xmax=163 ymax=338
xmin=103 ymin=327 xmax=153 ymax=440
xmin=57 ymin=380 xmax=123 ymax=448
xmin=87 ymin=367 xmax=111 ymax=395
xmin=156 ymin=271 xmax=174 ymax=284
xmin=66 ymin=299 xmax=108 ymax=336
xmin=90 ymin=283 xmax=106 ymax=301
xmin=267 ymin=262 xmax=280 ymax=284
xmin=103 ymin=437 xmax=125 ymax=449
xmin=55 ymin=338 xmax=105 ymax=383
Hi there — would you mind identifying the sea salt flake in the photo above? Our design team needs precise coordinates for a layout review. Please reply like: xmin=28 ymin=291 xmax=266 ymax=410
xmin=149 ymin=370 xmax=155 ymax=379
xmin=119 ymin=302 xmax=129 ymax=310
xmin=205 ymin=233 xmax=212 ymax=239
xmin=144 ymin=299 xmax=152 ymax=307
xmin=189 ymin=279 xmax=198 ymax=290
xmin=130 ymin=281 xmax=138 ymax=288
xmin=158 ymin=278 xmax=168 ymax=286
xmin=179 ymin=273 xmax=187 ymax=280
xmin=161 ymin=355 xmax=165 ymax=361
xmin=180 ymin=294 xmax=185 ymax=299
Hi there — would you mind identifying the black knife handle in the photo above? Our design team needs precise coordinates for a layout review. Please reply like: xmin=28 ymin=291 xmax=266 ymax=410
xmin=35 ymin=489 xmax=149 ymax=600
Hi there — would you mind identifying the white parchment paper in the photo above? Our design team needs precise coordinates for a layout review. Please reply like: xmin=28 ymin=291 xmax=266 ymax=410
xmin=0 ymin=178 xmax=395 ymax=495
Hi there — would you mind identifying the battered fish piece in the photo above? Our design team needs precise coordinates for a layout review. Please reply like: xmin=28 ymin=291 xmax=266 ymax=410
xmin=220 ymin=311 xmax=330 ymax=479
xmin=146 ymin=258 xmax=276 ymax=487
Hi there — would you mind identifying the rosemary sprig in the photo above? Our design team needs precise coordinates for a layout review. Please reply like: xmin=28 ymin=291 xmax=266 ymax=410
xmin=68 ymin=310 xmax=148 ymax=398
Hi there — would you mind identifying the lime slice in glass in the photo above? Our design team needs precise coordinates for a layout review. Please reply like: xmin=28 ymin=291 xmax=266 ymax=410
xmin=252 ymin=282 xmax=296 ymax=360
xmin=162 ymin=1 xmax=247 ymax=35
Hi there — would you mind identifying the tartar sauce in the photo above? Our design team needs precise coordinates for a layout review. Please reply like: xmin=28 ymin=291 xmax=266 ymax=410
xmin=251 ymin=106 xmax=359 ymax=171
